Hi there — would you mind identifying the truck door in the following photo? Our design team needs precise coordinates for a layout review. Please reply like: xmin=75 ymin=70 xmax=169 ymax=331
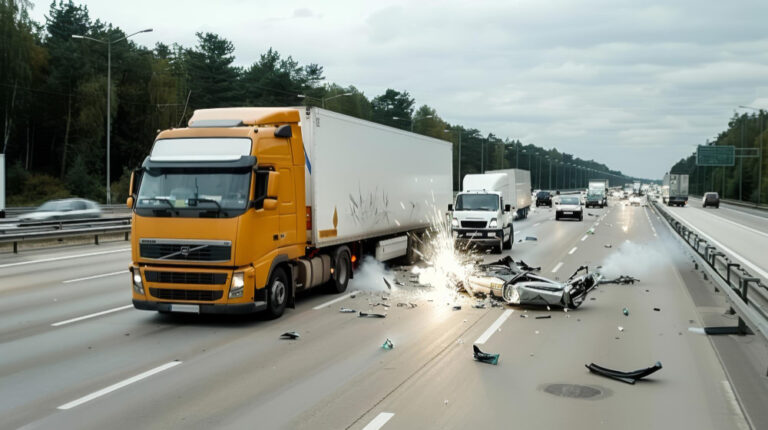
xmin=278 ymin=167 xmax=297 ymax=246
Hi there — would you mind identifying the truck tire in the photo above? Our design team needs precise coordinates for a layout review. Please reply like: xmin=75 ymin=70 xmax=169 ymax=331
xmin=503 ymin=227 xmax=513 ymax=250
xmin=266 ymin=267 xmax=288 ymax=319
xmin=329 ymin=247 xmax=351 ymax=293
xmin=579 ymin=212 xmax=583 ymax=221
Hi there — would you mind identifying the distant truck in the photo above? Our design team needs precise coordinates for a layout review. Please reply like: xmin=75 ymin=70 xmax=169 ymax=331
xmin=633 ymin=181 xmax=641 ymax=195
xmin=586 ymin=179 xmax=608 ymax=208
xmin=128 ymin=107 xmax=452 ymax=317
xmin=449 ymin=169 xmax=531 ymax=253
xmin=663 ymin=173 xmax=689 ymax=206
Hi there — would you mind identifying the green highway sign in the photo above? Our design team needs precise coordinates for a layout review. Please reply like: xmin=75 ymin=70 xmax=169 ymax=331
xmin=696 ymin=145 xmax=735 ymax=166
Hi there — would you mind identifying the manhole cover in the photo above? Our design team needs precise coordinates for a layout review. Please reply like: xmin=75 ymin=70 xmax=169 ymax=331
xmin=543 ymin=383 xmax=604 ymax=399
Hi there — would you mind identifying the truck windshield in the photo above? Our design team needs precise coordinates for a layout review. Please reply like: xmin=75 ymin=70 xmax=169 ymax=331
xmin=455 ymin=194 xmax=499 ymax=211
xmin=136 ymin=170 xmax=250 ymax=217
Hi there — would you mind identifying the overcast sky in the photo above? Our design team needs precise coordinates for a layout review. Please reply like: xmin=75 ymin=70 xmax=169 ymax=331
xmin=29 ymin=0 xmax=768 ymax=179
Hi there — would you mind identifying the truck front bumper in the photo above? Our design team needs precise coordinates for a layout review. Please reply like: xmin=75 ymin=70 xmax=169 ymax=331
xmin=133 ymin=299 xmax=267 ymax=314
xmin=453 ymin=229 xmax=504 ymax=246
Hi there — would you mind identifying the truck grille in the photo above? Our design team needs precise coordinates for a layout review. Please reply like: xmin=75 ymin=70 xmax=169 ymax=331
xmin=461 ymin=220 xmax=487 ymax=228
xmin=149 ymin=288 xmax=223 ymax=301
xmin=139 ymin=240 xmax=231 ymax=262
xmin=145 ymin=271 xmax=228 ymax=285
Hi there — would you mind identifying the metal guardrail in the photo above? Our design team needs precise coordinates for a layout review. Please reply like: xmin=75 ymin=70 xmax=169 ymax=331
xmin=1 ymin=204 xmax=129 ymax=218
xmin=652 ymin=201 xmax=768 ymax=349
xmin=0 ymin=217 xmax=132 ymax=253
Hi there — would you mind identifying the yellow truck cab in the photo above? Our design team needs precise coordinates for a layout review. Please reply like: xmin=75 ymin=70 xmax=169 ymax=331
xmin=128 ymin=107 xmax=452 ymax=318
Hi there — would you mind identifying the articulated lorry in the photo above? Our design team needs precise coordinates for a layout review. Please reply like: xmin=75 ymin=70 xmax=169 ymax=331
xmin=586 ymin=179 xmax=608 ymax=208
xmin=448 ymin=169 xmax=531 ymax=253
xmin=663 ymin=173 xmax=688 ymax=206
xmin=128 ymin=107 xmax=452 ymax=317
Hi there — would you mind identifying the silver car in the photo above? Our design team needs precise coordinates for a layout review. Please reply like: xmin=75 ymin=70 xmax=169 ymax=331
xmin=18 ymin=198 xmax=102 ymax=222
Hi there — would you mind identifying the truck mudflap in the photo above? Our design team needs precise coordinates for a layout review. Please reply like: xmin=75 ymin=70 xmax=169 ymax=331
xmin=133 ymin=300 xmax=267 ymax=314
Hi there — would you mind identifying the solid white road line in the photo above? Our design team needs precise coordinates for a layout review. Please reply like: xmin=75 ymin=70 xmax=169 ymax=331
xmin=580 ymin=235 xmax=588 ymax=242
xmin=697 ymin=209 xmax=768 ymax=238
xmin=568 ymin=247 xmax=577 ymax=255
xmin=57 ymin=361 xmax=182 ymax=410
xmin=63 ymin=270 xmax=127 ymax=284
xmin=312 ymin=290 xmax=360 ymax=310
xmin=721 ymin=380 xmax=750 ymax=430
xmin=51 ymin=305 xmax=133 ymax=327
xmin=362 ymin=412 xmax=395 ymax=430
xmin=475 ymin=309 xmax=513 ymax=345
xmin=551 ymin=262 xmax=563 ymax=273
xmin=0 ymin=248 xmax=130 ymax=269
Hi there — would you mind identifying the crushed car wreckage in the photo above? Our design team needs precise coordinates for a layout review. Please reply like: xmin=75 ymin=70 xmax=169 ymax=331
xmin=463 ymin=257 xmax=602 ymax=309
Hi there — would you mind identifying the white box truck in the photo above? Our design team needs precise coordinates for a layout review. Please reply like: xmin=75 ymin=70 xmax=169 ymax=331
xmin=128 ymin=107 xmax=452 ymax=317
xmin=664 ymin=173 xmax=688 ymax=206
xmin=448 ymin=169 xmax=530 ymax=253
xmin=586 ymin=179 xmax=608 ymax=208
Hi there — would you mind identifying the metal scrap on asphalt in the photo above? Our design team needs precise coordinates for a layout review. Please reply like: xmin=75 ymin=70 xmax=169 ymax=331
xmin=280 ymin=331 xmax=300 ymax=339
xmin=599 ymin=275 xmax=640 ymax=285
xmin=586 ymin=361 xmax=662 ymax=384
xmin=359 ymin=311 xmax=387 ymax=318
xmin=473 ymin=345 xmax=499 ymax=365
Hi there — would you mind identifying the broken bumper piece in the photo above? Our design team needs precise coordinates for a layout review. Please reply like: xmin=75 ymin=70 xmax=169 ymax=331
xmin=586 ymin=361 xmax=662 ymax=384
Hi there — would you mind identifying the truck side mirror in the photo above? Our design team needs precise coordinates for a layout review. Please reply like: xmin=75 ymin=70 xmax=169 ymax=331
xmin=263 ymin=198 xmax=278 ymax=210
xmin=448 ymin=203 xmax=453 ymax=211
xmin=266 ymin=171 xmax=279 ymax=197
xmin=504 ymin=204 xmax=511 ymax=212
xmin=126 ymin=196 xmax=134 ymax=209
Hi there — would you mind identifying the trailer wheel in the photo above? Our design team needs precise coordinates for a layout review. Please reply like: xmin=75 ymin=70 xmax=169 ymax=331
xmin=265 ymin=267 xmax=288 ymax=319
xmin=503 ymin=227 xmax=513 ymax=250
xmin=329 ymin=248 xmax=351 ymax=293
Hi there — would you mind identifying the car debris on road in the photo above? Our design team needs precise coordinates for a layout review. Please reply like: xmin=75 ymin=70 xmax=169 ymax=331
xmin=381 ymin=338 xmax=394 ymax=350
xmin=280 ymin=331 xmax=300 ymax=339
xmin=599 ymin=275 xmax=640 ymax=285
xmin=586 ymin=361 xmax=662 ymax=384
xmin=339 ymin=307 xmax=356 ymax=313
xmin=359 ymin=312 xmax=387 ymax=318
xmin=473 ymin=345 xmax=499 ymax=365
xmin=464 ymin=258 xmax=602 ymax=309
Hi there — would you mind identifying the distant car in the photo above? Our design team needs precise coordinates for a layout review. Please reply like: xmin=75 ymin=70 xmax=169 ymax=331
xmin=702 ymin=192 xmax=720 ymax=208
xmin=555 ymin=195 xmax=583 ymax=221
xmin=18 ymin=198 xmax=102 ymax=222
xmin=629 ymin=195 xmax=642 ymax=206
xmin=536 ymin=191 xmax=553 ymax=207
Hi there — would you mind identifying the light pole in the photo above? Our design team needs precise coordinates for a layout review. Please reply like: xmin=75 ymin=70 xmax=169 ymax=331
xmin=393 ymin=115 xmax=433 ymax=132
xmin=739 ymin=105 xmax=764 ymax=206
xmin=73 ymin=28 xmax=153 ymax=204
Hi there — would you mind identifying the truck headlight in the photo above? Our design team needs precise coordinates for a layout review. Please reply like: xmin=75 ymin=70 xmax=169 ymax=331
xmin=131 ymin=268 xmax=144 ymax=295
xmin=489 ymin=218 xmax=498 ymax=228
xmin=229 ymin=272 xmax=245 ymax=298
xmin=451 ymin=218 xmax=458 ymax=227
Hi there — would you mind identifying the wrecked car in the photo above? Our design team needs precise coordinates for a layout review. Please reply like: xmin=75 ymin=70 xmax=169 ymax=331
xmin=464 ymin=257 xmax=602 ymax=309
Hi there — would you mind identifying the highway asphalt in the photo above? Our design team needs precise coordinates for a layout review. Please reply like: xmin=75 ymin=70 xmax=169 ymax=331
xmin=0 ymin=200 xmax=765 ymax=429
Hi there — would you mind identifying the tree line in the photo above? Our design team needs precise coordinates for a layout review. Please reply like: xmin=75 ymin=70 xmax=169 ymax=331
xmin=1 ymin=0 xmax=636 ymax=206
xmin=670 ymin=111 xmax=766 ymax=205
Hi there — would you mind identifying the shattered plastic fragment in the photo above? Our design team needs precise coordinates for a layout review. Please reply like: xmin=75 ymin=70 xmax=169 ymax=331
xmin=525 ymin=236 xmax=538 ymax=241
xmin=382 ymin=277 xmax=392 ymax=290
xmin=653 ymin=307 xmax=661 ymax=312
xmin=622 ymin=307 xmax=629 ymax=316
xmin=473 ymin=302 xmax=486 ymax=309
xmin=339 ymin=308 xmax=356 ymax=313
xmin=618 ymin=326 xmax=624 ymax=332
xmin=453 ymin=305 xmax=462 ymax=311
xmin=536 ymin=315 xmax=551 ymax=319
xmin=520 ymin=314 xmax=528 ymax=318
xmin=280 ymin=331 xmax=300 ymax=339
xmin=381 ymin=338 xmax=394 ymax=350
xmin=599 ymin=275 xmax=640 ymax=285
xmin=473 ymin=345 xmax=499 ymax=365
xmin=604 ymin=244 xmax=612 ymax=248
xmin=359 ymin=312 xmax=387 ymax=318
xmin=585 ymin=361 xmax=662 ymax=385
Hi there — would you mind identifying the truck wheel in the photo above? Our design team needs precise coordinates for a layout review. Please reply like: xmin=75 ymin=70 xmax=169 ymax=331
xmin=503 ymin=228 xmax=512 ymax=250
xmin=579 ymin=213 xmax=583 ymax=221
xmin=266 ymin=267 xmax=288 ymax=319
xmin=329 ymin=248 xmax=351 ymax=293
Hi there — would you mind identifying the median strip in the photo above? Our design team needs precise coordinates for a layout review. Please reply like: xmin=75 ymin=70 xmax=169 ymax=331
xmin=63 ymin=270 xmax=127 ymax=284
xmin=57 ymin=361 xmax=182 ymax=410
xmin=51 ymin=305 xmax=133 ymax=327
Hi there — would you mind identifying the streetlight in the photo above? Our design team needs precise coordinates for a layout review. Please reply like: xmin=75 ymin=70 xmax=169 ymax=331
xmin=393 ymin=115 xmax=433 ymax=132
xmin=739 ymin=105 xmax=764 ymax=206
xmin=73 ymin=28 xmax=153 ymax=204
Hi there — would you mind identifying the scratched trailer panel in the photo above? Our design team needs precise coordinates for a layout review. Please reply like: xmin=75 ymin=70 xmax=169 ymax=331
xmin=298 ymin=107 xmax=453 ymax=248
